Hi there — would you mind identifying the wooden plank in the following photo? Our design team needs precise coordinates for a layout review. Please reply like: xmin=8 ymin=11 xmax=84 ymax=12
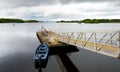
xmin=36 ymin=31 xmax=69 ymax=47
xmin=58 ymin=36 xmax=118 ymax=52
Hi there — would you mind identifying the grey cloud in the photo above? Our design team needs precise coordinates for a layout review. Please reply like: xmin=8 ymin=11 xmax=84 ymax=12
xmin=6 ymin=12 xmax=16 ymax=16
xmin=2 ymin=0 xmax=120 ymax=8
xmin=2 ymin=0 xmax=58 ymax=7
xmin=112 ymin=1 xmax=120 ymax=7
xmin=58 ymin=0 xmax=120 ymax=4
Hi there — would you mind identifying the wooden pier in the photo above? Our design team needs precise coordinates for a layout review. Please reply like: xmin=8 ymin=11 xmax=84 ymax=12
xmin=36 ymin=31 xmax=71 ymax=48
xmin=36 ymin=27 xmax=120 ymax=59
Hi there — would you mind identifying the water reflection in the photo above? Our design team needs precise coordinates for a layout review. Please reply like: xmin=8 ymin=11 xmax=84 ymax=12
xmin=36 ymin=44 xmax=79 ymax=72
xmin=36 ymin=58 xmax=48 ymax=72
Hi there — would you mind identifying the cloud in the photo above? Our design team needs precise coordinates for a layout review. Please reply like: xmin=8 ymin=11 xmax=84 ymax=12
xmin=59 ymin=0 xmax=119 ymax=3
xmin=0 ymin=0 xmax=120 ymax=21
xmin=1 ymin=0 xmax=120 ymax=8
xmin=0 ymin=0 xmax=59 ymax=8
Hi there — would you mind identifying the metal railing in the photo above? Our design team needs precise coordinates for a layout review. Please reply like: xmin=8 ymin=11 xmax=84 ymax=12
xmin=57 ymin=31 xmax=120 ymax=58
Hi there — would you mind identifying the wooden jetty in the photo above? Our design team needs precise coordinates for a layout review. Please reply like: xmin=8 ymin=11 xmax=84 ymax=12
xmin=36 ymin=26 xmax=120 ymax=59
xmin=36 ymin=31 xmax=71 ymax=48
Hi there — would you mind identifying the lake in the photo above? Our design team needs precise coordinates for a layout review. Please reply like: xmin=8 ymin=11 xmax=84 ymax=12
xmin=0 ymin=23 xmax=120 ymax=72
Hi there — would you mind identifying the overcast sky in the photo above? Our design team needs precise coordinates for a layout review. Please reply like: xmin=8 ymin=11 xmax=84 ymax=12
xmin=0 ymin=0 xmax=120 ymax=21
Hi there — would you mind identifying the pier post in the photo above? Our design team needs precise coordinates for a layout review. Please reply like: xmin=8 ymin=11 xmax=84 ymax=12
xmin=94 ymin=33 xmax=97 ymax=50
xmin=118 ymin=31 xmax=120 ymax=59
xmin=110 ymin=33 xmax=113 ymax=45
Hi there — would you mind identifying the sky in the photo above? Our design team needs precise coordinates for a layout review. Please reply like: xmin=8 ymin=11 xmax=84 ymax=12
xmin=0 ymin=0 xmax=120 ymax=21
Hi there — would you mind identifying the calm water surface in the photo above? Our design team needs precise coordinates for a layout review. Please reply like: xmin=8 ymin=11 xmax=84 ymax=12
xmin=0 ymin=23 xmax=120 ymax=72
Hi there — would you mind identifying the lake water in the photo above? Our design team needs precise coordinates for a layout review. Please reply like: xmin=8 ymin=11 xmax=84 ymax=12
xmin=0 ymin=23 xmax=120 ymax=72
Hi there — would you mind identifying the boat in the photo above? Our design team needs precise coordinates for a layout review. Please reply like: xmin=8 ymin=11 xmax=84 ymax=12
xmin=34 ymin=43 xmax=49 ymax=68
xmin=12 ymin=24 xmax=15 ymax=26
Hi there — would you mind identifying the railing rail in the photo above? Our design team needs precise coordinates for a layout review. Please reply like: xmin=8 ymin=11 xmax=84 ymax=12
xmin=57 ymin=31 xmax=120 ymax=58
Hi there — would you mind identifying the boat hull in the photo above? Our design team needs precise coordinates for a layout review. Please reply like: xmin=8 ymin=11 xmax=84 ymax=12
xmin=34 ymin=43 xmax=49 ymax=69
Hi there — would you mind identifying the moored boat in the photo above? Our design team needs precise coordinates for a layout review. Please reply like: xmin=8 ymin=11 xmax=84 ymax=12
xmin=34 ymin=43 xmax=49 ymax=68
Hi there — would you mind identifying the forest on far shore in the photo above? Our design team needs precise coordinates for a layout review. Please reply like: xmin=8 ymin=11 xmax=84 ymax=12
xmin=57 ymin=19 xmax=120 ymax=23
xmin=0 ymin=18 xmax=40 ymax=23
xmin=1 ymin=18 xmax=120 ymax=24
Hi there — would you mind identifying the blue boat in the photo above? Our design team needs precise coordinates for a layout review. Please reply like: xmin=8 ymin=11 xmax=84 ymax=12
xmin=34 ymin=43 xmax=49 ymax=68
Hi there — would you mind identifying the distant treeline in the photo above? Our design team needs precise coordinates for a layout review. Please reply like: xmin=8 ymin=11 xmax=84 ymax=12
xmin=0 ymin=18 xmax=40 ymax=23
xmin=57 ymin=19 xmax=120 ymax=23
xmin=24 ymin=20 xmax=40 ymax=23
